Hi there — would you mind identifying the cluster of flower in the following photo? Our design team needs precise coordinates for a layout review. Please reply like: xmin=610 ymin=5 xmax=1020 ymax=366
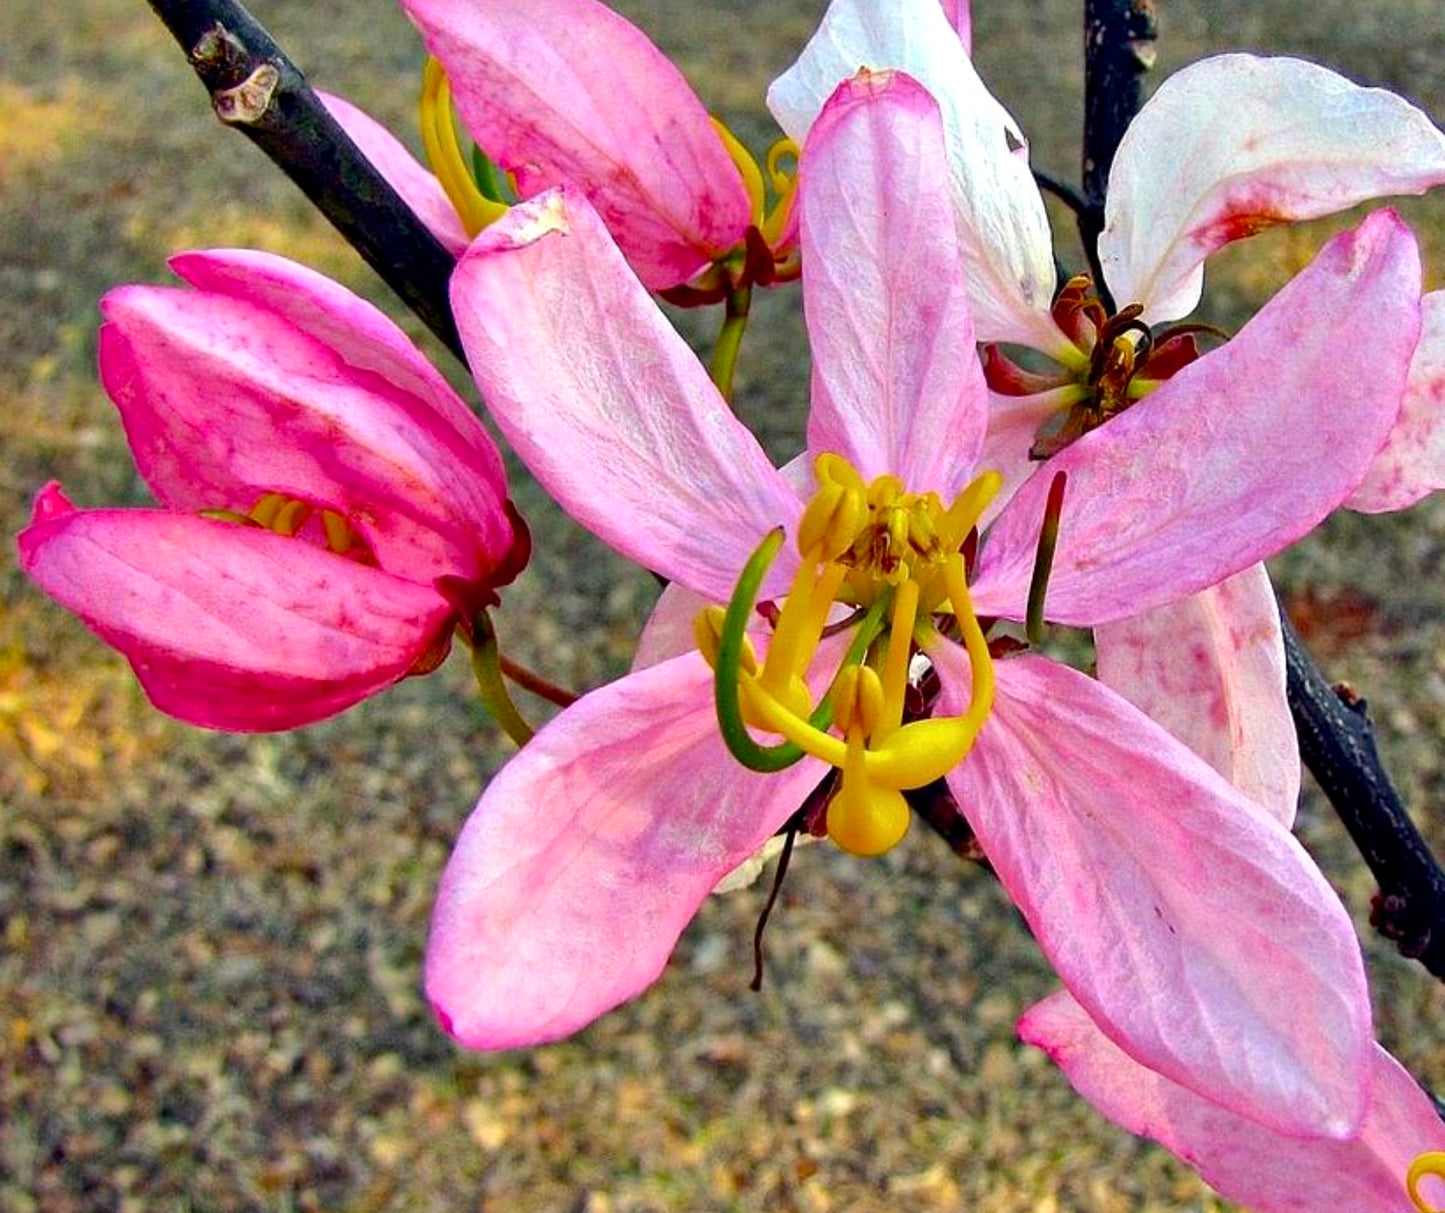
xmin=18 ymin=0 xmax=1445 ymax=1207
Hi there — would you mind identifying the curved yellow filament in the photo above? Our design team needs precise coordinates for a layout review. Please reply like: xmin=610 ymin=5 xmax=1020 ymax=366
xmin=874 ymin=577 xmax=919 ymax=744
xmin=1410 ymin=1152 xmax=1445 ymax=1213
xmin=710 ymin=116 xmax=767 ymax=228
xmin=761 ymin=137 xmax=800 ymax=248
xmin=420 ymin=58 xmax=507 ymax=237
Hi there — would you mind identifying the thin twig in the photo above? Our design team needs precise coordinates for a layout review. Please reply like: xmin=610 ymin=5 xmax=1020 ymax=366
xmin=144 ymin=0 xmax=463 ymax=360
xmin=1281 ymin=608 xmax=1445 ymax=980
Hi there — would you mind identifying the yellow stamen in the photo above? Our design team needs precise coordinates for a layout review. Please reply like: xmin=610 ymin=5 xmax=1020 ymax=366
xmin=761 ymin=137 xmax=800 ymax=249
xmin=710 ymin=460 xmax=1001 ymax=858
xmin=1410 ymin=1151 xmax=1445 ymax=1212
xmin=420 ymin=57 xmax=508 ymax=237
xmin=710 ymin=116 xmax=767 ymax=228
xmin=694 ymin=605 xmax=759 ymax=677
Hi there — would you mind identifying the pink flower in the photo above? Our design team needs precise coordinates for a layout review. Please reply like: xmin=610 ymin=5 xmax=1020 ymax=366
xmin=431 ymin=70 xmax=1420 ymax=1143
xmin=327 ymin=0 xmax=798 ymax=297
xmin=17 ymin=249 xmax=522 ymax=732
xmin=1020 ymin=990 xmax=1445 ymax=1213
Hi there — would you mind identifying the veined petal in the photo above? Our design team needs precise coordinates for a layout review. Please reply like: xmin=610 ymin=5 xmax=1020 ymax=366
xmin=975 ymin=386 xmax=1075 ymax=525
xmin=1102 ymin=54 xmax=1445 ymax=322
xmin=103 ymin=250 xmax=513 ymax=587
xmin=398 ymin=0 xmax=752 ymax=291
xmin=633 ymin=583 xmax=714 ymax=672
xmin=1021 ymin=990 xmax=1445 ymax=1213
xmin=318 ymin=91 xmax=472 ymax=256
xmin=426 ymin=651 xmax=827 ymax=1049
xmin=767 ymin=0 xmax=1060 ymax=348
xmin=1348 ymin=288 xmax=1445 ymax=511
xmin=1095 ymin=565 xmax=1299 ymax=826
xmin=975 ymin=211 xmax=1421 ymax=626
xmin=451 ymin=189 xmax=803 ymax=601
xmin=18 ymin=494 xmax=452 ymax=731
xmin=933 ymin=648 xmax=1371 ymax=1137
xmin=800 ymin=71 xmax=987 ymax=492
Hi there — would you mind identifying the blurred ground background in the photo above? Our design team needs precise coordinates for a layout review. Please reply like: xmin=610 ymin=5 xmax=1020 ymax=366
xmin=2 ymin=0 xmax=1444 ymax=1209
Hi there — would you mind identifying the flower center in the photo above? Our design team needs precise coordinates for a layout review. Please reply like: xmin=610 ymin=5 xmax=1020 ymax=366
xmin=984 ymin=274 xmax=1217 ymax=459
xmin=698 ymin=454 xmax=1000 ymax=858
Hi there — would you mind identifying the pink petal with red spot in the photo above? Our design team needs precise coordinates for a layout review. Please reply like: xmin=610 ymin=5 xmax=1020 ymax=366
xmin=1102 ymin=54 xmax=1445 ymax=322
xmin=398 ymin=0 xmax=751 ymax=290
xmin=18 ymin=496 xmax=452 ymax=731
xmin=768 ymin=0 xmax=1060 ymax=348
xmin=1348 ymin=289 xmax=1445 ymax=511
xmin=800 ymin=71 xmax=987 ymax=493
xmin=426 ymin=652 xmax=827 ymax=1049
xmin=933 ymin=647 xmax=1371 ymax=1137
xmin=318 ymin=91 xmax=471 ymax=256
xmin=1095 ymin=564 xmax=1299 ymax=826
xmin=974 ymin=211 xmax=1420 ymax=626
xmin=451 ymin=189 xmax=802 ymax=602
xmin=1020 ymin=990 xmax=1445 ymax=1213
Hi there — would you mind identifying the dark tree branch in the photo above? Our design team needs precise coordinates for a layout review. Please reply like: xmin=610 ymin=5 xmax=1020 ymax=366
xmin=145 ymin=0 xmax=463 ymax=361
xmin=1079 ymin=0 xmax=1157 ymax=304
xmin=1282 ymin=608 xmax=1445 ymax=980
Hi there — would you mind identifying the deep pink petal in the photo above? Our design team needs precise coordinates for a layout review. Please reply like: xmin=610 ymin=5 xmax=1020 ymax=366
xmin=1020 ymin=990 xmax=1445 ymax=1213
xmin=1102 ymin=54 xmax=1445 ymax=322
xmin=768 ymin=0 xmax=1061 ymax=348
xmin=933 ymin=647 xmax=1371 ymax=1137
xmin=18 ymin=501 xmax=452 ymax=731
xmin=451 ymin=189 xmax=803 ymax=601
xmin=102 ymin=251 xmax=513 ymax=587
xmin=975 ymin=210 xmax=1421 ymax=625
xmin=318 ymin=91 xmax=471 ymax=256
xmin=1095 ymin=565 xmax=1299 ymax=826
xmin=398 ymin=0 xmax=751 ymax=290
xmin=1349 ymin=289 xmax=1445 ymax=511
xmin=800 ymin=71 xmax=987 ymax=492
xmin=425 ymin=652 xmax=827 ymax=1048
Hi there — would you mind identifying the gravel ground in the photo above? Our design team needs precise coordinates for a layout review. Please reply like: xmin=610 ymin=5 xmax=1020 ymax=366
xmin=2 ymin=1 xmax=1444 ymax=1210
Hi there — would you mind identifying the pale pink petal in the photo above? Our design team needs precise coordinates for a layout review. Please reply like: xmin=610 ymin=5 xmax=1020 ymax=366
xmin=975 ymin=211 xmax=1421 ymax=626
xmin=398 ymin=0 xmax=751 ymax=291
xmin=933 ymin=647 xmax=1371 ymax=1137
xmin=18 ymin=497 xmax=452 ymax=731
xmin=1102 ymin=54 xmax=1445 ymax=322
xmin=939 ymin=0 xmax=971 ymax=54
xmin=451 ymin=189 xmax=803 ymax=601
xmin=975 ymin=386 xmax=1073 ymax=525
xmin=1021 ymin=990 xmax=1445 ymax=1213
xmin=800 ymin=71 xmax=987 ymax=492
xmin=425 ymin=651 xmax=828 ymax=1048
xmin=1095 ymin=565 xmax=1300 ymax=826
xmin=318 ymin=91 xmax=471 ymax=256
xmin=1349 ymin=289 xmax=1445 ymax=511
xmin=768 ymin=0 xmax=1062 ymax=348
xmin=103 ymin=251 xmax=513 ymax=587
xmin=633 ymin=584 xmax=714 ymax=672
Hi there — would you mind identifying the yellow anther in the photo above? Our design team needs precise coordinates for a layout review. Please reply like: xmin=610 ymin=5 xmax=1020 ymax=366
xmin=832 ymin=665 xmax=886 ymax=737
xmin=420 ymin=58 xmax=508 ymax=237
xmin=876 ymin=578 xmax=920 ymax=742
xmin=322 ymin=509 xmax=354 ymax=555
xmin=940 ymin=470 xmax=1002 ymax=549
xmin=1409 ymin=1151 xmax=1445 ymax=1212
xmin=248 ymin=491 xmax=288 ymax=529
xmin=756 ymin=555 xmax=844 ymax=710
xmin=866 ymin=474 xmax=905 ymax=509
xmin=694 ymin=606 xmax=758 ymax=677
xmin=272 ymin=498 xmax=311 ymax=536
xmin=814 ymin=452 xmax=866 ymax=495
xmin=710 ymin=117 xmax=767 ymax=228
xmin=797 ymin=477 xmax=866 ymax=563
xmin=826 ymin=733 xmax=911 ymax=857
